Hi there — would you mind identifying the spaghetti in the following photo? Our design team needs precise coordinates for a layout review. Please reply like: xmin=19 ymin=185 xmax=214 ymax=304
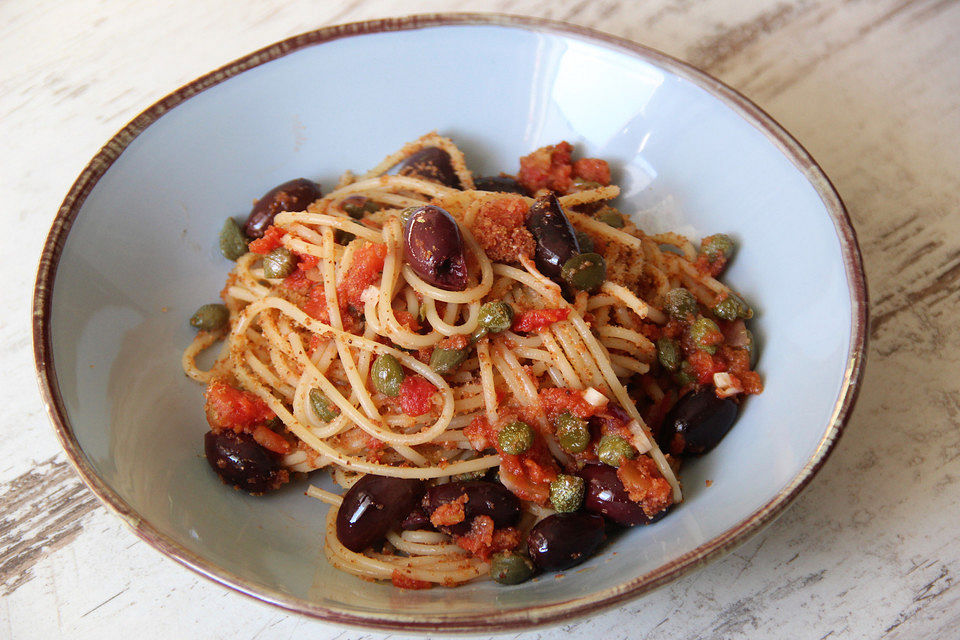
xmin=184 ymin=133 xmax=762 ymax=589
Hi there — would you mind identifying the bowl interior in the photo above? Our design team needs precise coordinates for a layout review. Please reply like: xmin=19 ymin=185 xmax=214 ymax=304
xmin=43 ymin=19 xmax=859 ymax=628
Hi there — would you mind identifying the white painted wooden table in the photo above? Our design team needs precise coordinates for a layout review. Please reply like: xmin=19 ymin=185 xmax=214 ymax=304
xmin=4 ymin=1 xmax=959 ymax=638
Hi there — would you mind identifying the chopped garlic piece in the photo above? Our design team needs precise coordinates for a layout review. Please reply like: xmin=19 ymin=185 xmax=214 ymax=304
xmin=583 ymin=387 xmax=608 ymax=407
xmin=713 ymin=372 xmax=743 ymax=398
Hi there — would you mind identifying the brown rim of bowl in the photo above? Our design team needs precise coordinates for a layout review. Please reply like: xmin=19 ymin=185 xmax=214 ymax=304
xmin=32 ymin=12 xmax=867 ymax=634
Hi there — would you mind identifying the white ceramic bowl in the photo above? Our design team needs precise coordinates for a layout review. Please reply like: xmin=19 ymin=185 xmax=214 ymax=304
xmin=34 ymin=14 xmax=867 ymax=632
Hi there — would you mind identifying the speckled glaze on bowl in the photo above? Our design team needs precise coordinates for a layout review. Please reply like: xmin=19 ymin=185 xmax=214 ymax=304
xmin=33 ymin=14 xmax=867 ymax=633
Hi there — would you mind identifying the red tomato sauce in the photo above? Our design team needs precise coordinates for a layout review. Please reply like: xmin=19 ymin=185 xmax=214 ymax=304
xmin=203 ymin=380 xmax=274 ymax=432
xmin=338 ymin=242 xmax=387 ymax=310
xmin=512 ymin=308 xmax=570 ymax=332
xmin=399 ymin=375 xmax=436 ymax=417
xmin=248 ymin=225 xmax=286 ymax=254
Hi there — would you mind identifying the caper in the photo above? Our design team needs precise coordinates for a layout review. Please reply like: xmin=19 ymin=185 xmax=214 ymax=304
xmin=189 ymin=303 xmax=229 ymax=331
xmin=596 ymin=210 xmax=624 ymax=228
xmin=262 ymin=247 xmax=296 ymax=278
xmin=490 ymin=551 xmax=535 ymax=585
xmin=673 ymin=361 xmax=696 ymax=386
xmin=561 ymin=252 xmax=606 ymax=292
xmin=430 ymin=347 xmax=468 ymax=374
xmin=478 ymin=300 xmax=514 ymax=333
xmin=219 ymin=218 xmax=248 ymax=260
xmin=555 ymin=412 xmax=590 ymax=454
xmin=470 ymin=326 xmax=489 ymax=343
xmin=549 ymin=474 xmax=585 ymax=513
xmin=498 ymin=421 xmax=534 ymax=455
xmin=309 ymin=388 xmax=339 ymax=422
xmin=575 ymin=230 xmax=595 ymax=253
xmin=334 ymin=229 xmax=356 ymax=245
xmin=700 ymin=234 xmax=734 ymax=263
xmin=342 ymin=198 xmax=380 ymax=219
xmin=712 ymin=292 xmax=753 ymax=320
xmin=663 ymin=287 xmax=698 ymax=320
xmin=371 ymin=353 xmax=403 ymax=397
xmin=597 ymin=435 xmax=636 ymax=467
xmin=656 ymin=338 xmax=680 ymax=371
xmin=689 ymin=316 xmax=722 ymax=354
xmin=451 ymin=469 xmax=486 ymax=482
xmin=342 ymin=201 xmax=365 ymax=218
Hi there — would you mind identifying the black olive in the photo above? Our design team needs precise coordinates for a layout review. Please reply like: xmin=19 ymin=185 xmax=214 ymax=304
xmin=204 ymin=430 xmax=286 ymax=494
xmin=421 ymin=480 xmax=521 ymax=536
xmin=399 ymin=505 xmax=435 ymax=531
xmin=658 ymin=389 xmax=739 ymax=456
xmin=335 ymin=475 xmax=424 ymax=552
xmin=244 ymin=178 xmax=322 ymax=239
xmin=526 ymin=193 xmax=581 ymax=281
xmin=579 ymin=464 xmax=662 ymax=526
xmin=527 ymin=513 xmax=606 ymax=571
xmin=474 ymin=175 xmax=525 ymax=194
xmin=403 ymin=205 xmax=469 ymax=291
xmin=398 ymin=147 xmax=462 ymax=188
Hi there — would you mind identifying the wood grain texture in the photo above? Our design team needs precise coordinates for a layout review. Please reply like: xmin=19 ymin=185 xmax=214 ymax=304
xmin=3 ymin=0 xmax=960 ymax=638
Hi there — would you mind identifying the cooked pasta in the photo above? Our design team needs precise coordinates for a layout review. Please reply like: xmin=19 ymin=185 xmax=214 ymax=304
xmin=183 ymin=133 xmax=762 ymax=589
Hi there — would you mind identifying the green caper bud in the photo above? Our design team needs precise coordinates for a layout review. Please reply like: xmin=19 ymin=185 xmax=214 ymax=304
xmin=470 ymin=326 xmax=489 ymax=343
xmin=575 ymin=230 xmax=595 ymax=253
xmin=689 ymin=316 xmax=722 ymax=354
xmin=490 ymin=552 xmax=535 ymax=585
xmin=371 ymin=353 xmax=403 ymax=397
xmin=451 ymin=469 xmax=486 ymax=482
xmin=262 ymin=247 xmax=296 ymax=278
xmin=712 ymin=292 xmax=753 ymax=320
xmin=189 ymin=303 xmax=229 ymax=331
xmin=549 ymin=474 xmax=585 ymax=513
xmin=342 ymin=202 xmax=363 ymax=218
xmin=334 ymin=229 xmax=356 ymax=245
xmin=656 ymin=338 xmax=680 ymax=372
xmin=219 ymin=218 xmax=248 ymax=260
xmin=597 ymin=435 xmax=636 ymax=467
xmin=561 ymin=252 xmax=607 ymax=292
xmin=430 ymin=347 xmax=468 ymax=374
xmin=673 ymin=361 xmax=696 ymax=386
xmin=596 ymin=210 xmax=624 ymax=228
xmin=309 ymin=388 xmax=339 ymax=422
xmin=478 ymin=300 xmax=514 ymax=333
xmin=663 ymin=287 xmax=698 ymax=319
xmin=498 ymin=420 xmax=534 ymax=455
xmin=555 ymin=412 xmax=590 ymax=453
xmin=342 ymin=197 xmax=378 ymax=219
xmin=700 ymin=234 xmax=734 ymax=263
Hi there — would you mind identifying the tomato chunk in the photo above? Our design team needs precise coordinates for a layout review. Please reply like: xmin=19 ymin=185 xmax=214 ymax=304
xmin=338 ymin=242 xmax=387 ymax=310
xmin=248 ymin=225 xmax=286 ymax=254
xmin=512 ymin=308 xmax=570 ymax=332
xmin=204 ymin=380 xmax=274 ymax=432
xmin=400 ymin=375 xmax=436 ymax=417
xmin=518 ymin=141 xmax=574 ymax=194
xmin=572 ymin=158 xmax=611 ymax=185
